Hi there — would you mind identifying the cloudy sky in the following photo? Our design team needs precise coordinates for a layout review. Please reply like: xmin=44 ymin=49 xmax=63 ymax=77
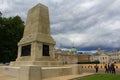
xmin=0 ymin=0 xmax=120 ymax=51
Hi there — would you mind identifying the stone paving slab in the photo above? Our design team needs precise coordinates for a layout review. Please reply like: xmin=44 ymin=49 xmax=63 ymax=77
xmin=0 ymin=73 xmax=94 ymax=80
xmin=43 ymin=73 xmax=94 ymax=80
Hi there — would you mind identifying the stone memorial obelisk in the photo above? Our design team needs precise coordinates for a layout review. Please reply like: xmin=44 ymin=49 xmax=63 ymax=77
xmin=10 ymin=3 xmax=62 ymax=67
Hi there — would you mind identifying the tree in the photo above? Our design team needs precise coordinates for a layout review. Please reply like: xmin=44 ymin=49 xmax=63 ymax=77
xmin=0 ymin=12 xmax=24 ymax=63
xmin=0 ymin=12 xmax=2 ymax=17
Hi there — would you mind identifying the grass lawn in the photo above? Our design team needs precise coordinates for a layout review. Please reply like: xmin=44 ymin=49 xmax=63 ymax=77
xmin=76 ymin=74 xmax=120 ymax=80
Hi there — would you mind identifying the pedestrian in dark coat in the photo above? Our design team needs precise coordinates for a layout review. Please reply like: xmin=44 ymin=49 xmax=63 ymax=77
xmin=104 ymin=64 xmax=108 ymax=73
xmin=94 ymin=64 xmax=99 ymax=73
xmin=111 ymin=63 xmax=116 ymax=74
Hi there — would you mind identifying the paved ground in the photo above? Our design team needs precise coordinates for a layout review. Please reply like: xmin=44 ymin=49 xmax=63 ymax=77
xmin=82 ymin=68 xmax=120 ymax=74
xmin=0 ymin=73 xmax=94 ymax=80
xmin=43 ymin=73 xmax=94 ymax=80
xmin=0 ymin=68 xmax=120 ymax=80
xmin=1 ymin=66 xmax=119 ymax=80
xmin=0 ymin=75 xmax=16 ymax=80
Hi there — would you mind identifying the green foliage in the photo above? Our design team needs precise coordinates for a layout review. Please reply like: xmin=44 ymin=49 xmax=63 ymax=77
xmin=0 ymin=12 xmax=24 ymax=63
xmin=77 ymin=61 xmax=100 ymax=64
xmin=0 ymin=12 xmax=2 ymax=17
xmin=76 ymin=74 xmax=120 ymax=80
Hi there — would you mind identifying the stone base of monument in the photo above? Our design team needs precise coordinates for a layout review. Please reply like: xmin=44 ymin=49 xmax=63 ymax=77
xmin=10 ymin=61 xmax=63 ymax=67
xmin=0 ymin=64 xmax=82 ymax=80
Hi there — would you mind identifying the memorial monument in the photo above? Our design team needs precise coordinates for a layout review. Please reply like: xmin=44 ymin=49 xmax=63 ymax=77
xmin=10 ymin=3 xmax=62 ymax=67
xmin=0 ymin=3 xmax=81 ymax=80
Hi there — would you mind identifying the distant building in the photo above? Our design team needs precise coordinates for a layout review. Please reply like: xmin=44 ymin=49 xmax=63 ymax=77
xmin=99 ymin=53 xmax=109 ymax=64
xmin=90 ymin=48 xmax=109 ymax=63
xmin=90 ymin=53 xmax=99 ymax=62
xmin=78 ymin=54 xmax=90 ymax=62
xmin=55 ymin=48 xmax=91 ymax=64
xmin=55 ymin=48 xmax=120 ymax=64
xmin=109 ymin=50 xmax=120 ymax=63
xmin=90 ymin=48 xmax=120 ymax=64
xmin=55 ymin=48 xmax=78 ymax=64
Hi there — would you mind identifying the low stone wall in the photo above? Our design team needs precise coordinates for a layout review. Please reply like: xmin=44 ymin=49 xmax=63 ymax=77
xmin=0 ymin=66 xmax=20 ymax=77
xmin=0 ymin=64 xmax=82 ymax=80
xmin=41 ymin=64 xmax=82 ymax=79
xmin=0 ymin=66 xmax=3 ymax=74
xmin=0 ymin=64 xmax=5 ymax=66
xmin=42 ymin=67 xmax=72 ymax=79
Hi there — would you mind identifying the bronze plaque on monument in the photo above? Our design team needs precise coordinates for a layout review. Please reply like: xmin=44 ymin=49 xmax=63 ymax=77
xmin=21 ymin=45 xmax=31 ymax=56
xmin=43 ymin=44 xmax=49 ymax=56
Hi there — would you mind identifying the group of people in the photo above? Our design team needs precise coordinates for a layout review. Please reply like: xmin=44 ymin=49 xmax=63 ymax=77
xmin=94 ymin=62 xmax=116 ymax=74
xmin=104 ymin=63 xmax=116 ymax=74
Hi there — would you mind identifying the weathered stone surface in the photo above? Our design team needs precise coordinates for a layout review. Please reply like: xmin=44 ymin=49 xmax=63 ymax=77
xmin=19 ymin=66 xmax=42 ymax=80
xmin=19 ymin=3 xmax=55 ymax=45
xmin=10 ymin=3 xmax=62 ymax=67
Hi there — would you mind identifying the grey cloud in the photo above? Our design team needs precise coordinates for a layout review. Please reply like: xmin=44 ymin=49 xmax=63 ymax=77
xmin=1 ymin=0 xmax=120 ymax=50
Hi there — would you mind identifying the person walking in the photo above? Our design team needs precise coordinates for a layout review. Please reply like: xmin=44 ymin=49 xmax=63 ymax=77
xmin=94 ymin=64 xmax=99 ymax=73
xmin=104 ymin=64 xmax=108 ymax=73
xmin=108 ymin=63 xmax=111 ymax=73
xmin=111 ymin=63 xmax=116 ymax=74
